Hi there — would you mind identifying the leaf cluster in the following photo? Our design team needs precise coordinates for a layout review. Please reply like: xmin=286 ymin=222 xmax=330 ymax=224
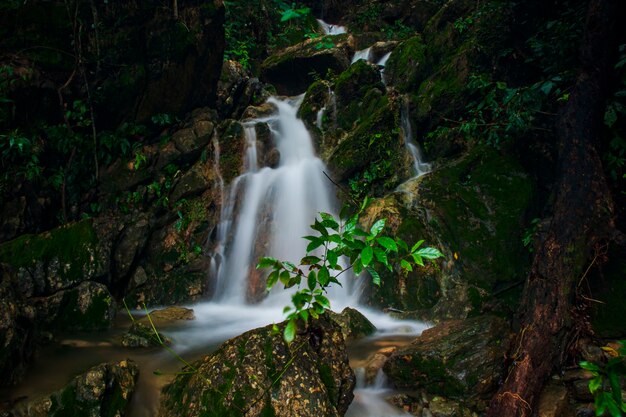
xmin=580 ymin=341 xmax=626 ymax=417
xmin=257 ymin=200 xmax=443 ymax=342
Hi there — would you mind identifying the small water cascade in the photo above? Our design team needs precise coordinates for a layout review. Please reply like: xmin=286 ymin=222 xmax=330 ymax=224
xmin=317 ymin=19 xmax=347 ymax=35
xmin=351 ymin=47 xmax=372 ymax=64
xmin=400 ymin=97 xmax=431 ymax=177
xmin=346 ymin=369 xmax=411 ymax=417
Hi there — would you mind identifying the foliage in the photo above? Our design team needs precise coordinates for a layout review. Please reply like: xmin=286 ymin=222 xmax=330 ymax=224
xmin=580 ymin=341 xmax=626 ymax=417
xmin=257 ymin=200 xmax=443 ymax=342
xmin=604 ymin=44 xmax=626 ymax=183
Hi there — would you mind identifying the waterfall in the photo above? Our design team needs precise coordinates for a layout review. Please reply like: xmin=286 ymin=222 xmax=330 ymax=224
xmin=351 ymin=47 xmax=372 ymax=64
xmin=317 ymin=19 xmax=347 ymax=35
xmin=401 ymin=97 xmax=431 ymax=177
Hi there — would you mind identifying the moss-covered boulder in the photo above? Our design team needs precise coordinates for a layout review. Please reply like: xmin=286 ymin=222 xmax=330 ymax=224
xmin=0 ymin=219 xmax=102 ymax=297
xmin=159 ymin=316 xmax=355 ymax=417
xmin=383 ymin=315 xmax=511 ymax=399
xmin=38 ymin=281 xmax=116 ymax=332
xmin=261 ymin=34 xmax=354 ymax=95
xmin=360 ymin=144 xmax=532 ymax=317
xmin=5 ymin=360 xmax=139 ymax=417
xmin=383 ymin=35 xmax=428 ymax=92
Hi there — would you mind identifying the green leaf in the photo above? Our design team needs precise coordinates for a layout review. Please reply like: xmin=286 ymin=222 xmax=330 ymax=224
xmin=361 ymin=246 xmax=374 ymax=266
xmin=327 ymin=249 xmax=339 ymax=268
xmin=412 ymin=253 xmax=424 ymax=266
xmin=318 ymin=266 xmax=330 ymax=286
xmin=299 ymin=309 xmax=309 ymax=323
xmin=257 ymin=257 xmax=279 ymax=269
xmin=410 ymin=240 xmax=425 ymax=253
xmin=315 ymin=294 xmax=330 ymax=309
xmin=266 ymin=270 xmax=279 ymax=289
xmin=377 ymin=237 xmax=398 ymax=252
xmin=320 ymin=212 xmax=339 ymax=230
xmin=396 ymin=238 xmax=408 ymax=252
xmin=401 ymin=259 xmax=413 ymax=272
xmin=353 ymin=258 xmax=363 ymax=275
xmin=370 ymin=219 xmax=386 ymax=237
xmin=311 ymin=219 xmax=329 ymax=236
xmin=589 ymin=376 xmax=602 ymax=394
xmin=580 ymin=361 xmax=601 ymax=372
xmin=307 ymin=271 xmax=317 ymax=291
xmin=306 ymin=238 xmax=324 ymax=252
xmin=373 ymin=247 xmax=388 ymax=265
xmin=279 ymin=270 xmax=291 ymax=286
xmin=415 ymin=247 xmax=443 ymax=259
xmin=366 ymin=266 xmax=381 ymax=286
xmin=284 ymin=319 xmax=296 ymax=343
xmin=282 ymin=261 xmax=297 ymax=271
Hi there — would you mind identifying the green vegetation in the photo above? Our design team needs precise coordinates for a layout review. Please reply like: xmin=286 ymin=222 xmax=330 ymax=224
xmin=580 ymin=341 xmax=626 ymax=417
xmin=257 ymin=200 xmax=443 ymax=342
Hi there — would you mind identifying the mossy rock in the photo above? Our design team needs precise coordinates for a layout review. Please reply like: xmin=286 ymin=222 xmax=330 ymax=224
xmin=159 ymin=316 xmax=355 ymax=417
xmin=261 ymin=34 xmax=353 ymax=95
xmin=41 ymin=281 xmax=116 ymax=332
xmin=333 ymin=60 xmax=385 ymax=131
xmin=0 ymin=220 xmax=101 ymax=297
xmin=215 ymin=119 xmax=246 ymax=185
xmin=6 ymin=360 xmax=139 ymax=417
xmin=383 ymin=35 xmax=428 ymax=92
xmin=383 ymin=315 xmax=511 ymax=399
xmin=327 ymin=307 xmax=376 ymax=342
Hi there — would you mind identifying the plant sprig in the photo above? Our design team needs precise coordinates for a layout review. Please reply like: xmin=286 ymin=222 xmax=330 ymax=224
xmin=257 ymin=200 xmax=443 ymax=342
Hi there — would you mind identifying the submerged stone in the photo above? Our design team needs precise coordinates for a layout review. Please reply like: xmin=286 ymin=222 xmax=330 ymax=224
xmin=159 ymin=315 xmax=355 ymax=417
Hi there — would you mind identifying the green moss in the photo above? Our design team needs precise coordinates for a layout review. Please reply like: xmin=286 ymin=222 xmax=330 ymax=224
xmin=262 ymin=34 xmax=350 ymax=69
xmin=316 ymin=363 xmax=337 ymax=402
xmin=384 ymin=35 xmax=428 ymax=92
xmin=0 ymin=220 xmax=99 ymax=289
xmin=53 ymin=283 xmax=114 ymax=331
xmin=422 ymin=145 xmax=532 ymax=289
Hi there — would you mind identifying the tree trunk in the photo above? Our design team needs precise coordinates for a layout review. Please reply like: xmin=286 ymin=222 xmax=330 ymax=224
xmin=486 ymin=0 xmax=623 ymax=416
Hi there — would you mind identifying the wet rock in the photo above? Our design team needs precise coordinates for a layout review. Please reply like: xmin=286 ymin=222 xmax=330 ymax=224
xmin=0 ymin=220 xmax=103 ymax=297
xmin=370 ymin=41 xmax=399 ymax=63
xmin=384 ymin=35 xmax=428 ymax=92
xmin=0 ymin=264 xmax=37 ymax=386
xmin=217 ymin=60 xmax=275 ymax=119
xmin=159 ymin=316 xmax=355 ymax=417
xmin=169 ymin=160 xmax=211 ymax=203
xmin=140 ymin=306 xmax=195 ymax=326
xmin=363 ymin=347 xmax=397 ymax=384
xmin=6 ymin=360 xmax=139 ymax=417
xmin=265 ymin=148 xmax=281 ymax=168
xmin=327 ymin=307 xmax=376 ymax=342
xmin=172 ymin=127 xmax=210 ymax=162
xmin=261 ymin=34 xmax=354 ymax=95
xmin=427 ymin=396 xmax=474 ymax=417
xmin=537 ymin=381 xmax=571 ymax=417
xmin=113 ymin=216 xmax=151 ymax=285
xmin=38 ymin=281 xmax=116 ymax=332
xmin=215 ymin=119 xmax=246 ymax=185
xmin=384 ymin=315 xmax=511 ymax=398
xmin=121 ymin=322 xmax=169 ymax=348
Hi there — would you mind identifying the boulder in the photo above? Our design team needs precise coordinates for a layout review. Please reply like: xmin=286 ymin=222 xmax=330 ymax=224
xmin=37 ymin=281 xmax=116 ymax=332
xmin=159 ymin=316 xmax=355 ymax=417
xmin=5 ymin=360 xmax=139 ymax=417
xmin=327 ymin=307 xmax=376 ymax=342
xmin=113 ymin=216 xmax=152 ymax=286
xmin=383 ymin=315 xmax=511 ymax=398
xmin=121 ymin=322 xmax=169 ymax=348
xmin=261 ymin=34 xmax=354 ymax=95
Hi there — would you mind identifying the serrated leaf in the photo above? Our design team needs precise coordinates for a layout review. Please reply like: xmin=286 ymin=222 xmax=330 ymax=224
xmin=377 ymin=236 xmax=398 ymax=252
xmin=361 ymin=246 xmax=374 ymax=266
xmin=410 ymin=240 xmax=425 ymax=253
xmin=366 ymin=266 xmax=381 ymax=286
xmin=370 ymin=219 xmax=386 ymax=237
xmin=284 ymin=319 xmax=296 ymax=343
xmin=415 ymin=247 xmax=443 ymax=259
xmin=318 ymin=266 xmax=330 ymax=286
xmin=401 ymin=259 xmax=413 ymax=272
xmin=307 ymin=271 xmax=317 ymax=291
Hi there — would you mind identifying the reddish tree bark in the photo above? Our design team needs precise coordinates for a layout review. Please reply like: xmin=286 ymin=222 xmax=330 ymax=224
xmin=486 ymin=0 xmax=623 ymax=416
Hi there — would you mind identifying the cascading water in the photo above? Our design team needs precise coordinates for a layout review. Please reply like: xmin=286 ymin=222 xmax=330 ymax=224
xmin=351 ymin=47 xmax=372 ymax=64
xmin=317 ymin=19 xmax=347 ymax=35
xmin=400 ymin=97 xmax=431 ymax=177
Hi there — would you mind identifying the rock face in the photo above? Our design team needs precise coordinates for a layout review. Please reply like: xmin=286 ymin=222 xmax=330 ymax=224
xmin=384 ymin=315 xmax=511 ymax=399
xmin=5 ymin=360 xmax=139 ymax=417
xmin=327 ymin=307 xmax=376 ymax=342
xmin=261 ymin=34 xmax=354 ymax=95
xmin=159 ymin=316 xmax=355 ymax=417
